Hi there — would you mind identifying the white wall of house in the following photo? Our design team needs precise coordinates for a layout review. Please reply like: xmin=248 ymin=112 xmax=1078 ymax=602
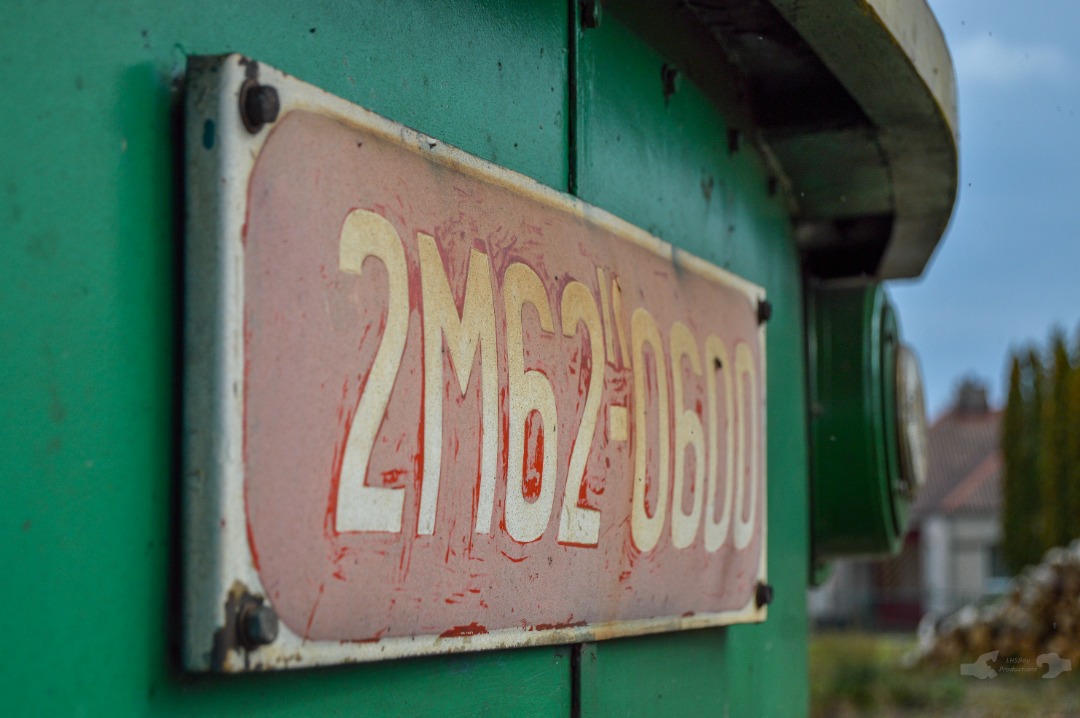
xmin=922 ymin=515 xmax=951 ymax=616
xmin=807 ymin=561 xmax=875 ymax=625
xmin=809 ymin=513 xmax=1002 ymax=625
xmin=921 ymin=512 xmax=1000 ymax=616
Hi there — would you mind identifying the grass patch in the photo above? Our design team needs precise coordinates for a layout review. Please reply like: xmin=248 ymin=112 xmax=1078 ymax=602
xmin=809 ymin=631 xmax=1080 ymax=717
xmin=810 ymin=632 xmax=963 ymax=717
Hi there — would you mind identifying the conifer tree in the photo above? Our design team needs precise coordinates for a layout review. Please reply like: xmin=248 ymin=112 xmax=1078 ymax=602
xmin=1025 ymin=349 xmax=1046 ymax=554
xmin=1067 ymin=329 xmax=1080 ymax=541
xmin=1040 ymin=331 xmax=1072 ymax=550
xmin=1002 ymin=354 xmax=1035 ymax=572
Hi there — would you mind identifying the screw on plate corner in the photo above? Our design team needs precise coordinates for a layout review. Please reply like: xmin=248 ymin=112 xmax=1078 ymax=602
xmin=757 ymin=299 xmax=772 ymax=325
xmin=238 ymin=597 xmax=280 ymax=649
xmin=755 ymin=581 xmax=774 ymax=609
xmin=581 ymin=0 xmax=602 ymax=29
xmin=239 ymin=78 xmax=280 ymax=134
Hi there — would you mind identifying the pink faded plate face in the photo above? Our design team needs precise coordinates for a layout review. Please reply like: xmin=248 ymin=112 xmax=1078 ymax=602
xmin=241 ymin=109 xmax=766 ymax=649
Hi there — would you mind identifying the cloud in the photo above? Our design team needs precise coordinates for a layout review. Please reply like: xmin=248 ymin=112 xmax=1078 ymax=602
xmin=953 ymin=34 xmax=1068 ymax=86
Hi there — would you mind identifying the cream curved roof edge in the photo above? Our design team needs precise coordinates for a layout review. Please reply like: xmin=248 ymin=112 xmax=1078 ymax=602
xmin=766 ymin=0 xmax=959 ymax=279
xmin=865 ymin=0 xmax=958 ymax=138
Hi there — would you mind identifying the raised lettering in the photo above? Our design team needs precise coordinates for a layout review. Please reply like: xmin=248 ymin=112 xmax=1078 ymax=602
xmin=704 ymin=335 xmax=734 ymax=552
xmin=417 ymin=233 xmax=498 ymax=535
xmin=630 ymin=307 xmax=670 ymax=552
xmin=334 ymin=210 xmax=409 ymax=533
xmin=557 ymin=280 xmax=604 ymax=546
xmin=503 ymin=263 xmax=559 ymax=543
xmin=734 ymin=341 xmax=760 ymax=550
xmin=670 ymin=322 xmax=704 ymax=549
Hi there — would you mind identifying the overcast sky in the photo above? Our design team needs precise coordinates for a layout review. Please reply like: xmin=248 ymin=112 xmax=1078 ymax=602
xmin=888 ymin=0 xmax=1080 ymax=417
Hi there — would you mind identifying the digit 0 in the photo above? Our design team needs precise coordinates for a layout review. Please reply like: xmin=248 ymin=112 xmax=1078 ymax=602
xmin=630 ymin=307 xmax=670 ymax=553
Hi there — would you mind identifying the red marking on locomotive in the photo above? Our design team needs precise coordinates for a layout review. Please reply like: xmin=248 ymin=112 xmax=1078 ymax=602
xmin=531 ymin=620 xmax=586 ymax=631
xmin=440 ymin=622 xmax=488 ymax=638
xmin=304 ymin=583 xmax=326 ymax=640
xmin=523 ymin=410 xmax=544 ymax=501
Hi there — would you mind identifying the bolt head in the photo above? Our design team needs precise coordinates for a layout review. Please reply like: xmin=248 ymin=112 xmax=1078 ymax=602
xmin=240 ymin=80 xmax=280 ymax=134
xmin=755 ymin=582 xmax=774 ymax=608
xmin=240 ymin=602 xmax=280 ymax=648
xmin=757 ymin=299 xmax=773 ymax=325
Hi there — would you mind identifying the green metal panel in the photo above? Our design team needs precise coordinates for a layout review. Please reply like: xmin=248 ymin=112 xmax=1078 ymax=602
xmin=573 ymin=11 xmax=809 ymax=717
xmin=2 ymin=0 xmax=814 ymax=715
xmin=1 ymin=1 xmax=571 ymax=715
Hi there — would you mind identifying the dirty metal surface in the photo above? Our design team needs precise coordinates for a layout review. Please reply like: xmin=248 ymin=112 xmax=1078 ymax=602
xmin=184 ymin=54 xmax=767 ymax=672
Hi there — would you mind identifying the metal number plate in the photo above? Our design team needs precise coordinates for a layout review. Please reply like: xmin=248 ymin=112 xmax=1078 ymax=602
xmin=184 ymin=54 xmax=767 ymax=672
